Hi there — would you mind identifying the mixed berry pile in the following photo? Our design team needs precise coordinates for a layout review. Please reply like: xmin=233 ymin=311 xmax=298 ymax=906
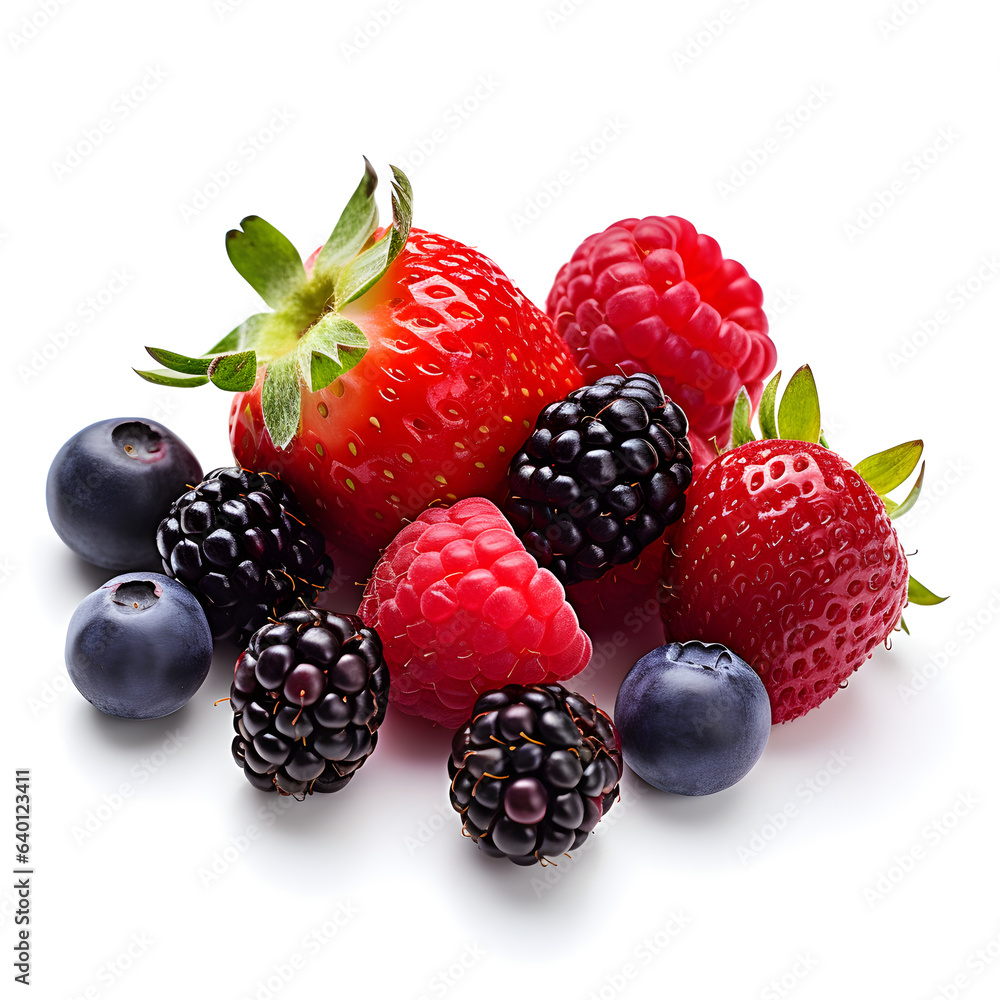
xmin=50 ymin=161 xmax=942 ymax=867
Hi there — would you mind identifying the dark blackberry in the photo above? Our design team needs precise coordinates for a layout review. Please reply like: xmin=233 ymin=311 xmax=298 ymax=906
xmin=448 ymin=682 xmax=623 ymax=865
xmin=156 ymin=467 xmax=334 ymax=641
xmin=230 ymin=608 xmax=389 ymax=797
xmin=503 ymin=372 xmax=693 ymax=586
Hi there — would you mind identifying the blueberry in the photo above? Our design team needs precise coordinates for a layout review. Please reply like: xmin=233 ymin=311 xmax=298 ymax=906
xmin=614 ymin=641 xmax=770 ymax=795
xmin=65 ymin=572 xmax=213 ymax=719
xmin=47 ymin=418 xmax=202 ymax=571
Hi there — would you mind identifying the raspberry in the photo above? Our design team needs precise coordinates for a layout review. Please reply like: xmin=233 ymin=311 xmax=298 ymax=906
xmin=359 ymin=498 xmax=591 ymax=727
xmin=547 ymin=215 xmax=777 ymax=450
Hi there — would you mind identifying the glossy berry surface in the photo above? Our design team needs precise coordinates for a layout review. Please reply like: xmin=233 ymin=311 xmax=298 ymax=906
xmin=662 ymin=440 xmax=908 ymax=723
xmin=503 ymin=372 xmax=692 ymax=585
xmin=230 ymin=228 xmax=583 ymax=561
xmin=230 ymin=608 xmax=389 ymax=797
xmin=614 ymin=641 xmax=770 ymax=795
xmin=360 ymin=498 xmax=591 ymax=727
xmin=547 ymin=215 xmax=775 ymax=451
xmin=156 ymin=467 xmax=334 ymax=642
xmin=65 ymin=572 xmax=213 ymax=719
xmin=449 ymin=683 xmax=623 ymax=865
xmin=47 ymin=418 xmax=202 ymax=571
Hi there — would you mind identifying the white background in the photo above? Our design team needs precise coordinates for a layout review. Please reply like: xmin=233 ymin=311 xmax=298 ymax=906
xmin=3 ymin=1 xmax=999 ymax=998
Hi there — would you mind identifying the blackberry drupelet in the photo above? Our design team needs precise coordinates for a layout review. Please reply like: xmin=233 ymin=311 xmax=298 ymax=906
xmin=230 ymin=608 xmax=389 ymax=797
xmin=156 ymin=467 xmax=334 ymax=641
xmin=503 ymin=373 xmax=693 ymax=586
xmin=448 ymin=683 xmax=623 ymax=865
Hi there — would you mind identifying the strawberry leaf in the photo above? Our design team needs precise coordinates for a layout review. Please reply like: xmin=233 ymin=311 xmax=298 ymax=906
xmin=208 ymin=351 xmax=257 ymax=392
xmin=134 ymin=367 xmax=209 ymax=388
xmin=899 ymin=616 xmax=910 ymax=635
xmin=887 ymin=461 xmax=925 ymax=519
xmin=335 ymin=165 xmax=413 ymax=307
xmin=776 ymin=364 xmax=821 ymax=444
xmin=759 ymin=371 xmax=781 ymax=440
xmin=260 ymin=354 xmax=302 ymax=450
xmin=226 ymin=217 xmax=306 ymax=310
xmin=856 ymin=440 xmax=923 ymax=496
xmin=731 ymin=386 xmax=755 ymax=447
xmin=144 ymin=347 xmax=213 ymax=375
xmin=296 ymin=314 xmax=369 ymax=391
xmin=907 ymin=575 xmax=947 ymax=606
xmin=207 ymin=313 xmax=270 ymax=355
xmin=312 ymin=157 xmax=380 ymax=284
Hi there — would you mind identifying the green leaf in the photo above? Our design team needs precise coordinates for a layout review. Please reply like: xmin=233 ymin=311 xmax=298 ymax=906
xmin=296 ymin=313 xmax=369 ymax=391
xmin=144 ymin=347 xmax=213 ymax=375
xmin=907 ymin=575 xmax=947 ymax=606
xmin=731 ymin=386 xmax=755 ymax=448
xmin=133 ymin=367 xmax=209 ymax=388
xmin=856 ymin=440 xmax=923 ymax=496
xmin=887 ymin=462 xmax=925 ymax=519
xmin=226 ymin=217 xmax=306 ymax=310
xmin=776 ymin=364 xmax=821 ymax=443
xmin=208 ymin=351 xmax=258 ymax=392
xmin=759 ymin=371 xmax=781 ymax=440
xmin=206 ymin=312 xmax=270 ymax=355
xmin=334 ymin=165 xmax=413 ymax=307
xmin=312 ymin=158 xmax=380 ymax=283
xmin=260 ymin=354 xmax=302 ymax=450
xmin=899 ymin=616 xmax=910 ymax=635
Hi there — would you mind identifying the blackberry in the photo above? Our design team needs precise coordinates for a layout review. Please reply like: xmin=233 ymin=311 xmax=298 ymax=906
xmin=156 ymin=467 xmax=334 ymax=641
xmin=503 ymin=372 xmax=693 ymax=586
xmin=448 ymin=683 xmax=623 ymax=865
xmin=230 ymin=608 xmax=389 ymax=797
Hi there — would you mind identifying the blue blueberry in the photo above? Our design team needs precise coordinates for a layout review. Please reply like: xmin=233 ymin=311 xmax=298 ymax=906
xmin=47 ymin=418 xmax=202 ymax=571
xmin=614 ymin=641 xmax=770 ymax=795
xmin=65 ymin=572 xmax=213 ymax=719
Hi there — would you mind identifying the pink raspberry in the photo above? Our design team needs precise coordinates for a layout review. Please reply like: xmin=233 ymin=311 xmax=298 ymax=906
xmin=547 ymin=215 xmax=777 ymax=450
xmin=359 ymin=498 xmax=591 ymax=727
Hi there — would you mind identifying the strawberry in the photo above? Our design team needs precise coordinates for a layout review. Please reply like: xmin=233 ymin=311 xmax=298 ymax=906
xmin=661 ymin=367 xmax=945 ymax=724
xmin=136 ymin=160 xmax=582 ymax=562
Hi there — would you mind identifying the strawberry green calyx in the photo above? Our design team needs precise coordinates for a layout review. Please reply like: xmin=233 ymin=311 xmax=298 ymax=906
xmin=135 ymin=158 xmax=413 ymax=449
xmin=729 ymin=364 xmax=947 ymax=612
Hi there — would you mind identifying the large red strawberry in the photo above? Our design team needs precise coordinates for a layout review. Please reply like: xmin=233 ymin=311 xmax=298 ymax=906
xmin=547 ymin=215 xmax=776 ymax=461
xmin=661 ymin=367 xmax=944 ymax=724
xmin=137 ymin=161 xmax=582 ymax=563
